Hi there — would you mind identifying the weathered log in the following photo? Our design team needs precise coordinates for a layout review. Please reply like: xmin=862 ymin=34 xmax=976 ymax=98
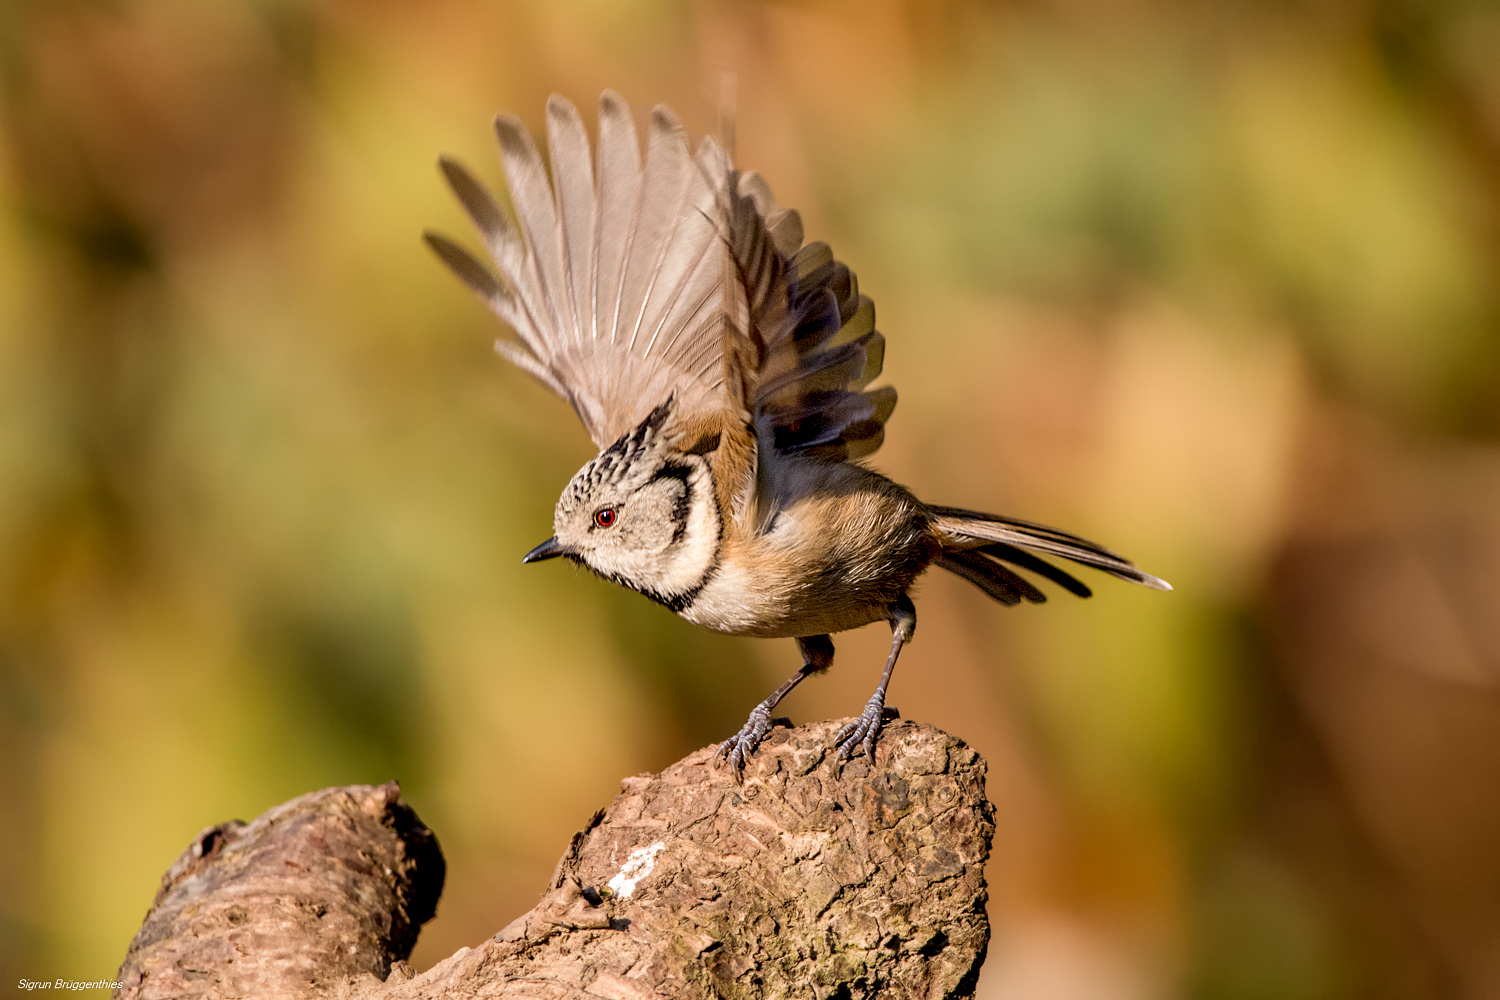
xmin=118 ymin=720 xmax=995 ymax=1000
xmin=116 ymin=782 xmax=444 ymax=999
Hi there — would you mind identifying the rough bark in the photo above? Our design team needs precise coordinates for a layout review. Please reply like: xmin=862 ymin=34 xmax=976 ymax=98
xmin=116 ymin=782 xmax=444 ymax=999
xmin=117 ymin=720 xmax=995 ymax=1000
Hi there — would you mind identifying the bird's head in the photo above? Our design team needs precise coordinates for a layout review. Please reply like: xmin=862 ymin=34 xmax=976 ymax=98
xmin=523 ymin=401 xmax=721 ymax=611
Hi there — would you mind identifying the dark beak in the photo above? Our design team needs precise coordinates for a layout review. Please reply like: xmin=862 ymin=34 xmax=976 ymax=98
xmin=522 ymin=537 xmax=567 ymax=564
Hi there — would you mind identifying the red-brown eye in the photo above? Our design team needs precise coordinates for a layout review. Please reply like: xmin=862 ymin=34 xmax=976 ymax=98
xmin=594 ymin=508 xmax=616 ymax=529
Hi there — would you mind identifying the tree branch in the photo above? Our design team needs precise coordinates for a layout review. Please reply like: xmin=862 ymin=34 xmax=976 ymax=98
xmin=117 ymin=720 xmax=995 ymax=999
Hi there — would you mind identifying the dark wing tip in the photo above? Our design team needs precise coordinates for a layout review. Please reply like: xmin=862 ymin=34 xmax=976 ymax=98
xmin=437 ymin=155 xmax=479 ymax=201
xmin=421 ymin=228 xmax=458 ymax=260
xmin=492 ymin=113 xmax=534 ymax=158
xmin=546 ymin=92 xmax=581 ymax=120
xmin=423 ymin=230 xmax=508 ymax=303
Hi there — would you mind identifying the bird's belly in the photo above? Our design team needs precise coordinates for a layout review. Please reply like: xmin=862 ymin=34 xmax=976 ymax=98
xmin=678 ymin=559 xmax=903 ymax=638
xmin=679 ymin=471 xmax=937 ymax=638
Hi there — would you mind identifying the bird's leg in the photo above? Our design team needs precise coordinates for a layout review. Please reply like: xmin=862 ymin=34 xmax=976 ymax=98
xmin=835 ymin=594 xmax=916 ymax=763
xmin=716 ymin=634 xmax=835 ymax=780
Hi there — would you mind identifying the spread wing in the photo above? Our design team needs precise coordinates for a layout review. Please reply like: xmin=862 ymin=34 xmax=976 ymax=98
xmin=729 ymin=173 xmax=895 ymax=463
xmin=426 ymin=92 xmax=734 ymax=449
xmin=426 ymin=90 xmax=896 ymax=484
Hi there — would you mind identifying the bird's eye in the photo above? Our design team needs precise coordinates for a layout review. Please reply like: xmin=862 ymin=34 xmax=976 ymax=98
xmin=594 ymin=507 xmax=617 ymax=529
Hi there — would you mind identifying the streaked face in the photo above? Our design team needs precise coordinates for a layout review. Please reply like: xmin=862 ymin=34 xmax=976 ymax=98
xmin=545 ymin=413 xmax=722 ymax=612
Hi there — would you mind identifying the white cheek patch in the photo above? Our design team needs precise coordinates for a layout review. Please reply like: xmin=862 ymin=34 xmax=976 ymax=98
xmin=607 ymin=841 xmax=666 ymax=898
xmin=660 ymin=487 xmax=718 ymax=587
xmin=560 ymin=456 xmax=720 ymax=605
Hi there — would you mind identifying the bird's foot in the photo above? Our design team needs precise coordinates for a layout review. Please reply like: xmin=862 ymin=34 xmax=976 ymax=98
xmin=834 ymin=699 xmax=901 ymax=763
xmin=714 ymin=706 xmax=789 ymax=782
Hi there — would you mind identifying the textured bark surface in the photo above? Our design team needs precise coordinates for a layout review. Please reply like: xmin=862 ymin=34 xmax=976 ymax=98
xmin=117 ymin=720 xmax=994 ymax=1000
xmin=117 ymin=782 xmax=445 ymax=1000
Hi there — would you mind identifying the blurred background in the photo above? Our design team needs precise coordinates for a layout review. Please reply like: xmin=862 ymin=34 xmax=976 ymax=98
xmin=2 ymin=0 xmax=1499 ymax=996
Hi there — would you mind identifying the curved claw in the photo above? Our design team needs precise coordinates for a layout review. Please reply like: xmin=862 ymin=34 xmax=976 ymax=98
xmin=835 ymin=695 xmax=891 ymax=762
xmin=714 ymin=707 xmax=773 ymax=782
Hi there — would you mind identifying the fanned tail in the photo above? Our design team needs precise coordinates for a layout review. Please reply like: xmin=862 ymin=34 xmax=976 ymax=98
xmin=928 ymin=504 xmax=1172 ymax=603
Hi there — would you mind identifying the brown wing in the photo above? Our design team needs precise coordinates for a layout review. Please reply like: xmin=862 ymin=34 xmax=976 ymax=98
xmin=425 ymin=91 xmax=741 ymax=450
xmin=719 ymin=172 xmax=897 ymax=464
xmin=427 ymin=91 xmax=898 ymax=515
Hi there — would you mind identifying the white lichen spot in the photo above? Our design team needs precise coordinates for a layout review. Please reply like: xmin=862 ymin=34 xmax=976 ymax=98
xmin=607 ymin=841 xmax=666 ymax=899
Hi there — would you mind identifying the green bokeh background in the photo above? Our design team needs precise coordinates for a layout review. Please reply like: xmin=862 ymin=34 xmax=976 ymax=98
xmin=2 ymin=1 xmax=1499 ymax=997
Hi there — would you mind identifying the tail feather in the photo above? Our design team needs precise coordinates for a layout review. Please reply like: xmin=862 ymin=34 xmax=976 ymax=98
xmin=977 ymin=541 xmax=1093 ymax=598
xmin=935 ymin=550 xmax=1046 ymax=606
xmin=929 ymin=504 xmax=1172 ymax=600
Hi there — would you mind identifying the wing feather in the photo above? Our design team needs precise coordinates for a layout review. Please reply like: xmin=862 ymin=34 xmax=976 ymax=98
xmin=423 ymin=230 xmax=507 ymax=308
xmin=421 ymin=231 xmax=542 ymax=356
xmin=546 ymin=96 xmax=596 ymax=346
xmin=767 ymin=210 xmax=803 ymax=255
xmin=493 ymin=114 xmax=570 ymax=340
xmin=493 ymin=337 xmax=569 ymax=398
xmin=433 ymin=161 xmax=549 ymax=355
xmin=594 ymin=91 xmax=640 ymax=344
xmin=621 ymin=106 xmax=692 ymax=354
xmin=647 ymin=139 xmax=729 ymax=365
xmin=430 ymin=91 xmax=899 ymax=472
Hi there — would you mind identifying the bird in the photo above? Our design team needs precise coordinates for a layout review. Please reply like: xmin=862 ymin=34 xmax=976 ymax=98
xmin=424 ymin=90 xmax=1170 ymax=777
